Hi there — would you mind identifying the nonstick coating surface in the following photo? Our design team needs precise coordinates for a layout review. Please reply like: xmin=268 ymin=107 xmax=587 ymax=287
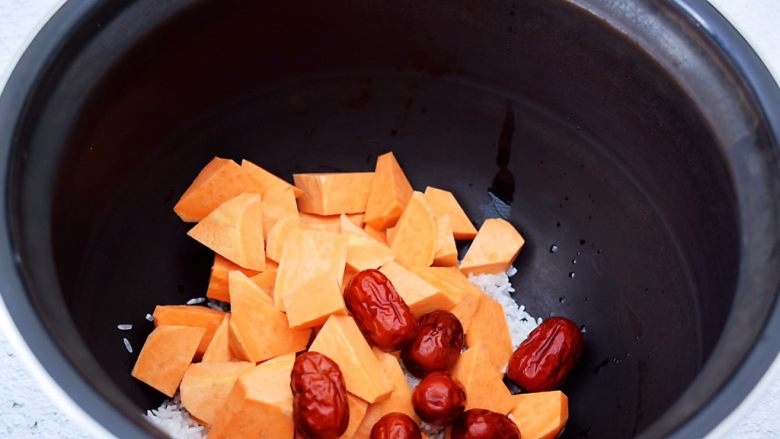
xmin=6 ymin=0 xmax=748 ymax=437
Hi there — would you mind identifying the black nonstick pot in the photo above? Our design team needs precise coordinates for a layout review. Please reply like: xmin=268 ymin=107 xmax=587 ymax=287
xmin=1 ymin=0 xmax=779 ymax=438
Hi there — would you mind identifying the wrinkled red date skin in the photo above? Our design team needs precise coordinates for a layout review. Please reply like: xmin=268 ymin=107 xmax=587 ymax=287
xmin=411 ymin=372 xmax=466 ymax=426
xmin=344 ymin=269 xmax=419 ymax=351
xmin=451 ymin=409 xmax=521 ymax=439
xmin=370 ymin=412 xmax=423 ymax=439
xmin=506 ymin=316 xmax=584 ymax=392
xmin=401 ymin=310 xmax=464 ymax=378
xmin=291 ymin=352 xmax=350 ymax=439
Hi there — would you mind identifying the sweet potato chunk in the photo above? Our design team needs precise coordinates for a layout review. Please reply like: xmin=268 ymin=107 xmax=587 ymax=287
xmin=206 ymin=254 xmax=259 ymax=302
xmin=451 ymin=343 xmax=514 ymax=414
xmin=467 ymin=295 xmax=513 ymax=370
xmin=460 ymin=218 xmax=525 ymax=276
xmin=363 ymin=224 xmax=388 ymax=244
xmin=390 ymin=191 xmax=437 ymax=267
xmin=379 ymin=261 xmax=455 ymax=318
xmin=354 ymin=348 xmax=419 ymax=437
xmin=341 ymin=394 xmax=369 ymax=439
xmin=174 ymin=157 xmax=253 ymax=222
xmin=364 ymin=152 xmax=414 ymax=229
xmin=242 ymin=159 xmax=302 ymax=198
xmin=131 ymin=326 xmax=205 ymax=397
xmin=509 ymin=391 xmax=569 ymax=439
xmin=309 ymin=315 xmax=392 ymax=403
xmin=266 ymin=217 xmax=300 ymax=264
xmin=153 ymin=305 xmax=226 ymax=356
xmin=187 ymin=193 xmax=266 ymax=271
xmin=262 ymin=186 xmax=299 ymax=238
xmin=432 ymin=214 xmax=458 ymax=266
xmin=294 ymin=172 xmax=374 ymax=215
xmin=208 ymin=353 xmax=296 ymax=439
xmin=228 ymin=271 xmax=310 ymax=362
xmin=275 ymin=228 xmax=349 ymax=327
xmin=299 ymin=212 xmax=364 ymax=232
xmin=341 ymin=215 xmax=396 ymax=271
xmin=408 ymin=267 xmax=482 ymax=332
xmin=201 ymin=315 xmax=236 ymax=363
xmin=180 ymin=361 xmax=255 ymax=426
xmin=424 ymin=186 xmax=478 ymax=240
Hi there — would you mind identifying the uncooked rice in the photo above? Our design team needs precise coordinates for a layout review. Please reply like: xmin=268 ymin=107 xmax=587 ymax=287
xmin=145 ymin=313 xmax=154 ymax=322
xmin=206 ymin=299 xmax=230 ymax=312
xmin=123 ymin=338 xmax=133 ymax=354
xmin=145 ymin=395 xmax=206 ymax=439
xmin=117 ymin=323 xmax=133 ymax=331
xmin=144 ymin=267 xmax=540 ymax=438
xmin=185 ymin=297 xmax=206 ymax=305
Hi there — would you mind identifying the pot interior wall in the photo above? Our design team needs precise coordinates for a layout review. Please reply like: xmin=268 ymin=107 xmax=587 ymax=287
xmin=36 ymin=1 xmax=739 ymax=437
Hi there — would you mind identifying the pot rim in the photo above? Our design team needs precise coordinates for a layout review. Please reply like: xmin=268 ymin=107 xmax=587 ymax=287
xmin=0 ymin=1 xmax=778 ymax=438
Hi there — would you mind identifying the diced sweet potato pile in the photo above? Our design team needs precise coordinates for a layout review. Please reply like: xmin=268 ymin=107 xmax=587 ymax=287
xmin=132 ymin=152 xmax=567 ymax=438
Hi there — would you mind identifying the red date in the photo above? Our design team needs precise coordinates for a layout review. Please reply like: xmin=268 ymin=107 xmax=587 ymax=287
xmin=411 ymin=372 xmax=466 ymax=426
xmin=401 ymin=310 xmax=464 ymax=378
xmin=506 ymin=317 xmax=584 ymax=392
xmin=344 ymin=269 xmax=418 ymax=351
xmin=451 ymin=409 xmax=520 ymax=439
xmin=291 ymin=352 xmax=349 ymax=439
xmin=370 ymin=412 xmax=423 ymax=439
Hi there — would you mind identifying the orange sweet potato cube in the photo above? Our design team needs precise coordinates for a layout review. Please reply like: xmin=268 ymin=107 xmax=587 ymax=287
xmin=467 ymin=295 xmax=514 ymax=371
xmin=299 ymin=212 xmax=364 ymax=232
xmin=266 ymin=217 xmax=301 ymax=264
xmin=364 ymin=152 xmax=414 ymax=229
xmin=451 ymin=343 xmax=515 ymax=414
xmin=460 ymin=218 xmax=525 ymax=276
xmin=153 ymin=305 xmax=226 ymax=356
xmin=390 ymin=192 xmax=437 ymax=267
xmin=509 ymin=391 xmax=569 ymax=439
xmin=187 ymin=193 xmax=266 ymax=271
xmin=294 ymin=172 xmax=374 ymax=215
xmin=131 ymin=325 xmax=205 ymax=397
xmin=206 ymin=254 xmax=259 ymax=302
xmin=341 ymin=394 xmax=369 ymax=439
xmin=201 ymin=315 xmax=236 ymax=363
xmin=409 ymin=266 xmax=483 ymax=332
xmin=379 ymin=261 xmax=456 ymax=318
xmin=275 ymin=228 xmax=349 ymax=327
xmin=174 ymin=157 xmax=254 ymax=222
xmin=341 ymin=215 xmax=396 ymax=271
xmin=309 ymin=315 xmax=392 ymax=403
xmin=228 ymin=271 xmax=310 ymax=362
xmin=354 ymin=348 xmax=419 ymax=437
xmin=424 ymin=186 xmax=478 ymax=240
xmin=363 ymin=224 xmax=388 ymax=244
xmin=432 ymin=214 xmax=458 ymax=266
xmin=208 ymin=353 xmax=296 ymax=439
xmin=241 ymin=159 xmax=303 ymax=198
xmin=262 ymin=186 xmax=299 ymax=238
xmin=180 ymin=361 xmax=255 ymax=426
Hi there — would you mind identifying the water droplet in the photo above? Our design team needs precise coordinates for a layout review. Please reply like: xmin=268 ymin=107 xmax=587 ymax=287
xmin=580 ymin=239 xmax=586 ymax=245
xmin=576 ymin=250 xmax=581 ymax=256
xmin=585 ymin=297 xmax=590 ymax=302
xmin=564 ymin=196 xmax=569 ymax=201
xmin=550 ymin=244 xmax=559 ymax=253
xmin=611 ymin=357 xmax=621 ymax=364
xmin=559 ymin=297 xmax=566 ymax=304
xmin=571 ymin=258 xmax=577 ymax=264
xmin=556 ymin=221 xmax=561 ymax=228
xmin=635 ymin=335 xmax=641 ymax=342
xmin=569 ymin=272 xmax=576 ymax=279
xmin=580 ymin=325 xmax=587 ymax=333
xmin=597 ymin=249 xmax=603 ymax=254
xmin=626 ymin=352 xmax=631 ymax=358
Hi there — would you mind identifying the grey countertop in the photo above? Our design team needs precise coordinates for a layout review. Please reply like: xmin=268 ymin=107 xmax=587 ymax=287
xmin=0 ymin=0 xmax=778 ymax=437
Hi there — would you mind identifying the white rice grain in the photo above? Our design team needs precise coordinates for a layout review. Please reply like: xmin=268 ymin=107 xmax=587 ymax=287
xmin=145 ymin=395 xmax=206 ymax=439
xmin=117 ymin=324 xmax=133 ymax=331
xmin=186 ymin=297 xmax=206 ymax=305
xmin=123 ymin=338 xmax=133 ymax=354
xmin=206 ymin=299 xmax=230 ymax=312
xmin=146 ymin=313 xmax=154 ymax=322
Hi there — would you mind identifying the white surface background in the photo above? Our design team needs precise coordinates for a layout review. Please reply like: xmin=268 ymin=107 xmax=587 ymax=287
xmin=0 ymin=0 xmax=778 ymax=437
